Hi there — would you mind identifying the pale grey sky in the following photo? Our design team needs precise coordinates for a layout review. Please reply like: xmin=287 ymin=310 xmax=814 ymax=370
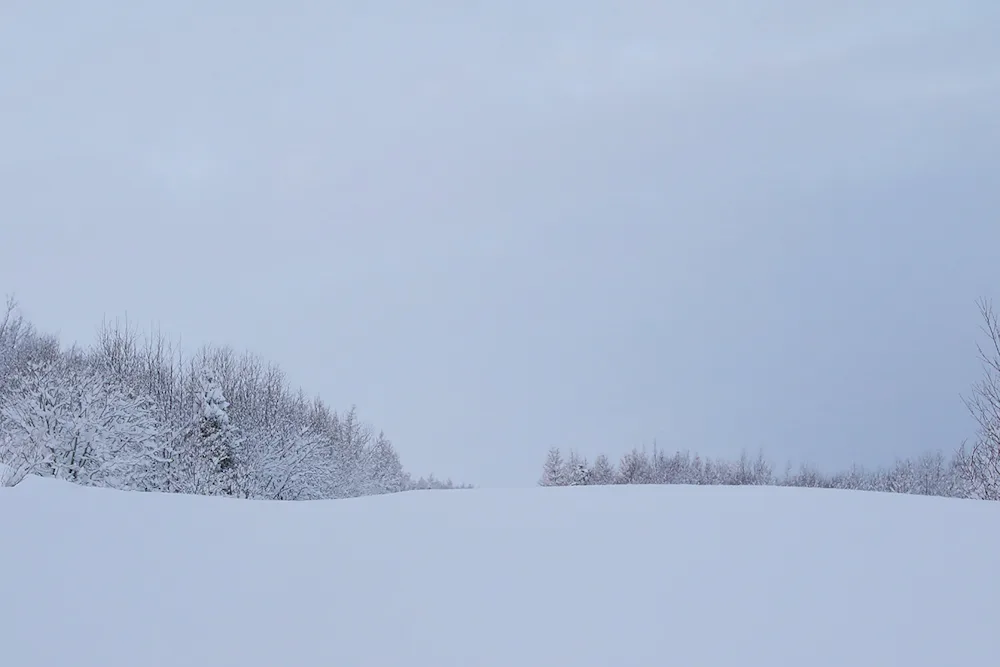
xmin=2 ymin=1 xmax=999 ymax=486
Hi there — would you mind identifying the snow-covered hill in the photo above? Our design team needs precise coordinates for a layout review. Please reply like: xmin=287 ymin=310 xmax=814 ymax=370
xmin=1 ymin=477 xmax=998 ymax=666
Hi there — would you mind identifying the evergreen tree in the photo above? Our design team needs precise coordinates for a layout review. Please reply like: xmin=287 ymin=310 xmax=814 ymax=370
xmin=172 ymin=370 xmax=239 ymax=496
xmin=565 ymin=450 xmax=591 ymax=486
xmin=589 ymin=454 xmax=616 ymax=485
xmin=539 ymin=447 xmax=566 ymax=486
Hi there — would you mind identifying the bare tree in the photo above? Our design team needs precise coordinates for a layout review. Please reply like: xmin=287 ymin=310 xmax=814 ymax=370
xmin=0 ymin=444 xmax=32 ymax=487
xmin=957 ymin=299 xmax=1000 ymax=500
xmin=616 ymin=447 xmax=652 ymax=484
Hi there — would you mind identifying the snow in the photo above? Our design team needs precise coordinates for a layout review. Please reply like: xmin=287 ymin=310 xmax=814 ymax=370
xmin=1 ymin=478 xmax=998 ymax=666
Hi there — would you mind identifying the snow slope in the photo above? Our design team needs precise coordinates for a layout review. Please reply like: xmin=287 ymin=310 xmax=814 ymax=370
xmin=1 ymin=478 xmax=998 ymax=666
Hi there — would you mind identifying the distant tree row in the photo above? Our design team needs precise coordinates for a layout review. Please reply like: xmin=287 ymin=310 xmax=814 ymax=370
xmin=540 ymin=299 xmax=1000 ymax=502
xmin=0 ymin=297 xmax=466 ymax=495
xmin=539 ymin=445 xmax=969 ymax=498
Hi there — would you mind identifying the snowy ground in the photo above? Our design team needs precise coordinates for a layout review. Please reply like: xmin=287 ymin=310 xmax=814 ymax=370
xmin=1 ymin=477 xmax=998 ymax=666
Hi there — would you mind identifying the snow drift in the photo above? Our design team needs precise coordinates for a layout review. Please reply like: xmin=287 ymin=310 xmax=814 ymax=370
xmin=1 ymin=477 xmax=998 ymax=666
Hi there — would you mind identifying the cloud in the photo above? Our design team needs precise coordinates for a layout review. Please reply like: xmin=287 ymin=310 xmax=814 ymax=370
xmin=2 ymin=0 xmax=998 ymax=485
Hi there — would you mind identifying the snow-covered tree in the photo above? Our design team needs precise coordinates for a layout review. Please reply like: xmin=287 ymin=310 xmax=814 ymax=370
xmin=539 ymin=443 xmax=973 ymax=500
xmin=734 ymin=450 xmax=773 ymax=486
xmin=328 ymin=406 xmax=374 ymax=498
xmin=957 ymin=299 xmax=1000 ymax=500
xmin=363 ymin=431 xmax=407 ymax=495
xmin=565 ymin=450 xmax=591 ymax=486
xmin=830 ymin=464 xmax=869 ymax=491
xmin=539 ymin=447 xmax=567 ymax=486
xmin=0 ymin=359 xmax=168 ymax=489
xmin=589 ymin=454 xmax=616 ymax=485
xmin=170 ymin=369 xmax=240 ymax=496
xmin=234 ymin=418 xmax=327 ymax=500
xmin=1 ymin=302 xmax=461 ymax=499
xmin=617 ymin=447 xmax=652 ymax=484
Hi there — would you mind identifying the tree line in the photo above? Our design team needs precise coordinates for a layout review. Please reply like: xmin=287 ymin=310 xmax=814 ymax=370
xmin=6 ymin=295 xmax=1000 ymax=502
xmin=539 ymin=445 xmax=969 ymax=497
xmin=539 ymin=299 xmax=1000 ymax=502
xmin=0 ymin=297 xmax=466 ymax=496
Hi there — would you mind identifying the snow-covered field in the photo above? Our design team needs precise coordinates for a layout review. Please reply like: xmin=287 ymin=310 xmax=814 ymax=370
xmin=2 ymin=477 xmax=999 ymax=666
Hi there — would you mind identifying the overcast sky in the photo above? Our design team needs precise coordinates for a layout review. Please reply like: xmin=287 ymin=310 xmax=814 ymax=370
xmin=2 ymin=1 xmax=999 ymax=486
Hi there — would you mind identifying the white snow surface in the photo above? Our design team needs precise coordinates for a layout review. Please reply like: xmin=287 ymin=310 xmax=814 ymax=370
xmin=2 ymin=477 xmax=999 ymax=666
